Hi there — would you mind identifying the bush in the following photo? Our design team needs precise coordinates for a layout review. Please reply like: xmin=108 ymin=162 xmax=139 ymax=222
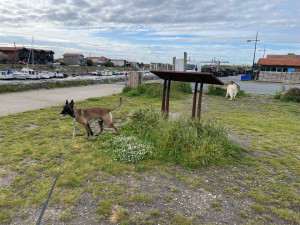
xmin=179 ymin=82 xmax=193 ymax=94
xmin=119 ymin=109 xmax=241 ymax=167
xmin=206 ymin=85 xmax=226 ymax=96
xmin=122 ymin=82 xmax=192 ymax=98
xmin=122 ymin=85 xmax=132 ymax=93
xmin=275 ymin=87 xmax=300 ymax=102
xmin=206 ymin=84 xmax=246 ymax=97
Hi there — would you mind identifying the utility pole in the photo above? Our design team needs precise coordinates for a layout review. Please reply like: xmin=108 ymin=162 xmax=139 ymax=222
xmin=183 ymin=52 xmax=187 ymax=72
xmin=247 ymin=32 xmax=260 ymax=80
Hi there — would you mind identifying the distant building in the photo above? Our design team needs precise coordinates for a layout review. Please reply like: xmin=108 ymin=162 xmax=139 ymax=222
xmin=63 ymin=53 xmax=84 ymax=65
xmin=0 ymin=46 xmax=54 ymax=64
xmin=258 ymin=55 xmax=300 ymax=83
xmin=258 ymin=55 xmax=300 ymax=72
xmin=86 ymin=57 xmax=102 ymax=65
xmin=110 ymin=59 xmax=126 ymax=67
xmin=150 ymin=62 xmax=174 ymax=71
xmin=127 ymin=61 xmax=139 ymax=69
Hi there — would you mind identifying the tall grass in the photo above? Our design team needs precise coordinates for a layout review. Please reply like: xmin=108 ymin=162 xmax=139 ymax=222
xmin=122 ymin=82 xmax=192 ymax=98
xmin=206 ymin=84 xmax=246 ymax=97
xmin=275 ymin=86 xmax=300 ymax=102
xmin=118 ymin=109 xmax=241 ymax=167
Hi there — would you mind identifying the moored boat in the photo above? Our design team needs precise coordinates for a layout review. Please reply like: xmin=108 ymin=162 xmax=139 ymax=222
xmin=0 ymin=70 xmax=14 ymax=80
xmin=38 ymin=71 xmax=50 ymax=79
xmin=12 ymin=71 xmax=27 ymax=80
xmin=21 ymin=67 xmax=40 ymax=79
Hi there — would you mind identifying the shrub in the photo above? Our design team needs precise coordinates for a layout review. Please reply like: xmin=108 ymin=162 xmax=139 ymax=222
xmin=206 ymin=84 xmax=246 ymax=97
xmin=206 ymin=84 xmax=226 ymax=96
xmin=179 ymin=82 xmax=193 ymax=94
xmin=275 ymin=87 xmax=300 ymax=102
xmin=122 ymin=85 xmax=132 ymax=93
xmin=120 ymin=109 xmax=241 ymax=167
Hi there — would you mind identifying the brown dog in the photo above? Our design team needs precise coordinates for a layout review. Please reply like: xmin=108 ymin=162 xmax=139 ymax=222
xmin=61 ymin=98 xmax=122 ymax=138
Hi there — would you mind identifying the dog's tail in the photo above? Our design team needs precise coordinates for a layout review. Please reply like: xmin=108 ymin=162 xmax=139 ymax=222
xmin=110 ymin=98 xmax=122 ymax=112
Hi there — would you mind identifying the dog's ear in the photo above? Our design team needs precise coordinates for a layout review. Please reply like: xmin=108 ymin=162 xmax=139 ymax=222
xmin=66 ymin=100 xmax=68 ymax=105
xmin=70 ymin=100 xmax=74 ymax=108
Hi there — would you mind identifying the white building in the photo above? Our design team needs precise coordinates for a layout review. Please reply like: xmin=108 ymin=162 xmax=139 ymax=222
xmin=110 ymin=59 xmax=126 ymax=67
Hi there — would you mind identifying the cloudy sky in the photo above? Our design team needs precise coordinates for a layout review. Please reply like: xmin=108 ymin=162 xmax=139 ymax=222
xmin=0 ymin=0 xmax=300 ymax=65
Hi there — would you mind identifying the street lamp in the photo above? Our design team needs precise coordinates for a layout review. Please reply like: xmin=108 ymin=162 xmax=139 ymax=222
xmin=247 ymin=32 xmax=260 ymax=80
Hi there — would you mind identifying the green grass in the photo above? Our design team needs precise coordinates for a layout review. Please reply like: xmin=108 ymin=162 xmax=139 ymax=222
xmin=0 ymin=83 xmax=299 ymax=224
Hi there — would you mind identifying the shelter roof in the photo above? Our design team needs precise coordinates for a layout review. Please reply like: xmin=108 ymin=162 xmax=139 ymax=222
xmin=150 ymin=70 xmax=224 ymax=85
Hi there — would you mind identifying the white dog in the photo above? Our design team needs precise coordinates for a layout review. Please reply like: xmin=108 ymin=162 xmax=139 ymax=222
xmin=226 ymin=81 xmax=238 ymax=100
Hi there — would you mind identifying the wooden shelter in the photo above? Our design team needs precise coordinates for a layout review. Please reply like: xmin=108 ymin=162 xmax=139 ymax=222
xmin=150 ymin=70 xmax=224 ymax=119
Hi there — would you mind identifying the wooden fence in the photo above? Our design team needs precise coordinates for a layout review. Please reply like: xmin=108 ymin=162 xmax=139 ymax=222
xmin=259 ymin=71 xmax=300 ymax=83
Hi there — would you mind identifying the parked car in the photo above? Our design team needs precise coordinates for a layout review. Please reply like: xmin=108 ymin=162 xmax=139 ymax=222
xmin=90 ymin=71 xmax=102 ymax=76
xmin=18 ymin=61 xmax=26 ymax=64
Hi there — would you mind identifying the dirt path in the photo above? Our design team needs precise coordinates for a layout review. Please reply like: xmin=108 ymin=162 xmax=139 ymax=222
xmin=0 ymin=84 xmax=123 ymax=117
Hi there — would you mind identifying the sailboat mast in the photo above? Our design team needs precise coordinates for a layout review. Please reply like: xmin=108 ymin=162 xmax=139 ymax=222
xmin=32 ymin=37 xmax=34 ymax=68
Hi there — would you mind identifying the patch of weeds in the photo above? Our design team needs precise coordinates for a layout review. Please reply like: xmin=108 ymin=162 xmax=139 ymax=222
xmin=20 ymin=212 xmax=28 ymax=219
xmin=251 ymin=204 xmax=265 ymax=214
xmin=122 ymin=85 xmax=132 ymax=93
xmin=59 ymin=209 xmax=72 ymax=222
xmin=102 ymin=135 xmax=153 ymax=163
xmin=237 ymin=211 xmax=248 ymax=218
xmin=96 ymin=199 xmax=114 ymax=216
xmin=206 ymin=84 xmax=226 ymax=96
xmin=212 ymin=201 xmax=222 ymax=211
xmin=170 ymin=211 xmax=194 ymax=225
xmin=270 ymin=206 xmax=300 ymax=223
xmin=196 ymin=213 xmax=203 ymax=219
xmin=128 ymin=192 xmax=155 ymax=203
xmin=116 ymin=209 xmax=129 ymax=223
xmin=128 ymin=215 xmax=153 ymax=224
xmin=134 ymin=164 xmax=150 ymax=173
xmin=206 ymin=84 xmax=246 ymax=97
xmin=164 ymin=194 xmax=174 ymax=203
xmin=232 ymin=185 xmax=239 ymax=191
xmin=167 ymin=185 xmax=179 ymax=193
xmin=0 ymin=210 xmax=10 ymax=223
xmin=274 ymin=86 xmax=300 ymax=102
xmin=150 ymin=209 xmax=161 ymax=217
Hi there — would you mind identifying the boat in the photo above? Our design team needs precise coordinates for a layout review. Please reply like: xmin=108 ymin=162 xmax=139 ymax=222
xmin=21 ymin=67 xmax=40 ymax=79
xmin=38 ymin=71 xmax=50 ymax=79
xmin=47 ymin=72 xmax=55 ymax=78
xmin=12 ymin=71 xmax=27 ymax=80
xmin=0 ymin=70 xmax=14 ymax=80
xmin=54 ymin=71 xmax=64 ymax=78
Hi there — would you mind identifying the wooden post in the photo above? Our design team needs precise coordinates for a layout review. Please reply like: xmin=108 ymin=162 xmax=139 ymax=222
xmin=192 ymin=79 xmax=199 ymax=118
xmin=161 ymin=77 xmax=167 ymax=112
xmin=197 ymin=80 xmax=204 ymax=119
xmin=173 ymin=57 xmax=176 ymax=71
xmin=183 ymin=52 xmax=187 ymax=72
xmin=166 ymin=77 xmax=171 ymax=117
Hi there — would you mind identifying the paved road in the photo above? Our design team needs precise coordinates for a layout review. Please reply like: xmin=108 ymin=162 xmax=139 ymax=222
xmin=0 ymin=83 xmax=123 ymax=117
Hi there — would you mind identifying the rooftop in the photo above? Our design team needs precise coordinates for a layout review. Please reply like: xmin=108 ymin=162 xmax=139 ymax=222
xmin=258 ymin=58 xmax=300 ymax=67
